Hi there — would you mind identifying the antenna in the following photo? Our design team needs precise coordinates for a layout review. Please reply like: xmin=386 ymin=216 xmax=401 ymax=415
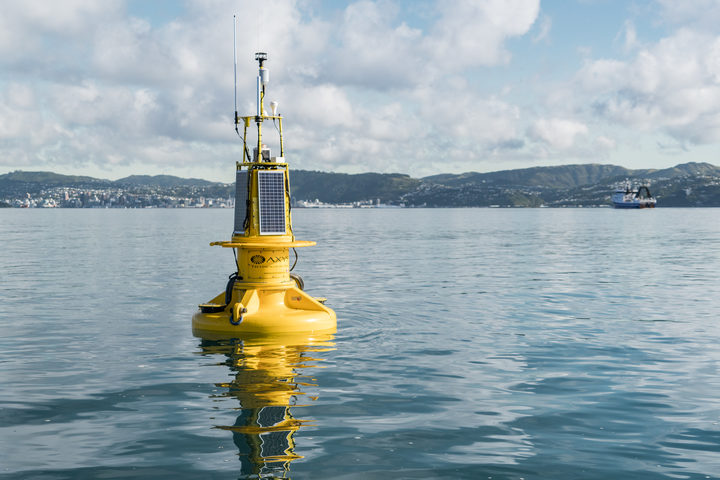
xmin=233 ymin=15 xmax=239 ymax=136
xmin=255 ymin=52 xmax=267 ymax=118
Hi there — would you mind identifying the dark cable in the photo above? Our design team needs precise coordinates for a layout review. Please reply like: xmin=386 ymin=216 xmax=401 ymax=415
xmin=290 ymin=247 xmax=298 ymax=271
xmin=244 ymin=143 xmax=251 ymax=163
xmin=225 ymin=271 xmax=238 ymax=306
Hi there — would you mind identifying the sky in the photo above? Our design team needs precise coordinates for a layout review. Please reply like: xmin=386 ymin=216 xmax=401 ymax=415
xmin=1 ymin=0 xmax=720 ymax=182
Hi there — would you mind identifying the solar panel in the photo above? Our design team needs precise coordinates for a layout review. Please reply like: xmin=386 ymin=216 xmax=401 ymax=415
xmin=233 ymin=170 xmax=248 ymax=235
xmin=257 ymin=170 xmax=286 ymax=235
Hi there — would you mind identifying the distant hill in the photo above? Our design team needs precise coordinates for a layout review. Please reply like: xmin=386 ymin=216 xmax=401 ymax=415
xmin=0 ymin=170 xmax=108 ymax=185
xmin=422 ymin=162 xmax=720 ymax=189
xmin=3 ymin=162 xmax=720 ymax=207
xmin=424 ymin=163 xmax=633 ymax=189
xmin=114 ymin=174 xmax=217 ymax=187
xmin=645 ymin=162 xmax=720 ymax=179
xmin=407 ymin=162 xmax=720 ymax=207
xmin=0 ymin=170 xmax=110 ymax=197
xmin=290 ymin=171 xmax=420 ymax=203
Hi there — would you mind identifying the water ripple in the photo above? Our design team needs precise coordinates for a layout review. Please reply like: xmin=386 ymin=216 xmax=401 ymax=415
xmin=2 ymin=209 xmax=720 ymax=478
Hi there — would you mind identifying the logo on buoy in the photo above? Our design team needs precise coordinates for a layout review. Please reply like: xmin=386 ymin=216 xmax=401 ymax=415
xmin=251 ymin=255 xmax=266 ymax=264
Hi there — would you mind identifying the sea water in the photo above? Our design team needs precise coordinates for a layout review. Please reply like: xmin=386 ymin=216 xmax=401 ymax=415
xmin=1 ymin=208 xmax=719 ymax=479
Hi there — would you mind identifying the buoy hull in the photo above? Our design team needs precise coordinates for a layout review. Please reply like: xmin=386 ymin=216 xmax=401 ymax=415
xmin=192 ymin=286 xmax=337 ymax=336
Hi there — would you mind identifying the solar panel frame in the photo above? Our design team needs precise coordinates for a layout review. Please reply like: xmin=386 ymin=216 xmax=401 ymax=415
xmin=233 ymin=169 xmax=248 ymax=235
xmin=257 ymin=170 xmax=287 ymax=235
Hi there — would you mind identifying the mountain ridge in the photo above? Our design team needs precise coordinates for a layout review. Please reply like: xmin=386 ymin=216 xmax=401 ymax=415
xmin=421 ymin=162 xmax=720 ymax=188
xmin=3 ymin=161 xmax=718 ymax=189
xmin=114 ymin=174 xmax=217 ymax=187
xmin=3 ymin=161 xmax=720 ymax=207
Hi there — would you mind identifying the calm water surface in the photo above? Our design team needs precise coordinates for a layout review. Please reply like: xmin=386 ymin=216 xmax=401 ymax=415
xmin=1 ymin=208 xmax=720 ymax=479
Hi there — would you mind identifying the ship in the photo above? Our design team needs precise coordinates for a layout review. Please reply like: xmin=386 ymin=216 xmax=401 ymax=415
xmin=612 ymin=181 xmax=656 ymax=209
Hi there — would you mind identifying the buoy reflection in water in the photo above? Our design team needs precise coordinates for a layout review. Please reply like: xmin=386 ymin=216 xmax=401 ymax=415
xmin=196 ymin=333 xmax=335 ymax=478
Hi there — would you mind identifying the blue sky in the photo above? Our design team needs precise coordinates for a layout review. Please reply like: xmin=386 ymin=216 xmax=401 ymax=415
xmin=1 ymin=0 xmax=719 ymax=182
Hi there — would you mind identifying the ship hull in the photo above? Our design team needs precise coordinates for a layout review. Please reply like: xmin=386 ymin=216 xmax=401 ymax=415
xmin=612 ymin=202 xmax=656 ymax=209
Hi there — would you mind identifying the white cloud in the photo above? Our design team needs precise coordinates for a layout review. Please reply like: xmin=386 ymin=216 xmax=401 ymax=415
xmin=0 ymin=0 xmax=548 ymax=179
xmin=0 ymin=0 xmax=122 ymax=72
xmin=26 ymin=0 xmax=720 ymax=180
xmin=594 ymin=135 xmax=616 ymax=150
xmin=282 ymin=84 xmax=357 ymax=129
xmin=578 ymin=29 xmax=720 ymax=143
xmin=427 ymin=0 xmax=539 ymax=69
xmin=324 ymin=0 xmax=540 ymax=89
xmin=532 ymin=14 xmax=552 ymax=44
xmin=528 ymin=118 xmax=588 ymax=150
xmin=92 ymin=17 xmax=172 ymax=84
xmin=0 ymin=85 xmax=39 ymax=140
xmin=328 ymin=0 xmax=424 ymax=89
xmin=656 ymin=0 xmax=720 ymax=31
xmin=576 ymin=58 xmax=626 ymax=91
xmin=421 ymin=90 xmax=521 ymax=146
xmin=621 ymin=20 xmax=638 ymax=51
xmin=6 ymin=84 xmax=35 ymax=109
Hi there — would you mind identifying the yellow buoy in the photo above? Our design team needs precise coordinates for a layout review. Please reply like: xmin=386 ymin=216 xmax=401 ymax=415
xmin=192 ymin=51 xmax=336 ymax=336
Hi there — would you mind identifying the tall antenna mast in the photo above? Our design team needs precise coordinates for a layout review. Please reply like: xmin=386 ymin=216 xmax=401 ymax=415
xmin=233 ymin=15 xmax=239 ymax=136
